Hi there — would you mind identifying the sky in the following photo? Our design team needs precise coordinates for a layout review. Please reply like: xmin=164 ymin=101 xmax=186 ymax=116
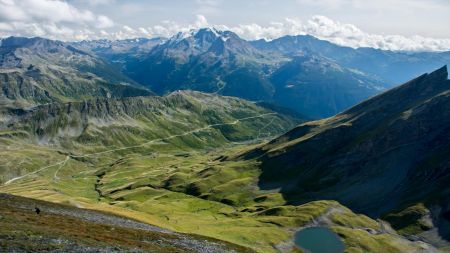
xmin=0 ymin=0 xmax=450 ymax=51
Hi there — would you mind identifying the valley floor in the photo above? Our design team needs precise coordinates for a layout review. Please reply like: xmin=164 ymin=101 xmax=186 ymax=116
xmin=0 ymin=136 xmax=443 ymax=253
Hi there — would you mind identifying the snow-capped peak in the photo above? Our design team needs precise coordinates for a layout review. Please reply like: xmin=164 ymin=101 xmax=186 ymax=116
xmin=171 ymin=27 xmax=227 ymax=43
xmin=208 ymin=27 xmax=220 ymax=37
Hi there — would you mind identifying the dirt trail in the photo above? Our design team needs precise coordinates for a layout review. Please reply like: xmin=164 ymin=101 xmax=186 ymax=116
xmin=3 ymin=113 xmax=276 ymax=186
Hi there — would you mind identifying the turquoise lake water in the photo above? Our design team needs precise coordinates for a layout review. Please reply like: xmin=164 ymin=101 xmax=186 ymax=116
xmin=294 ymin=227 xmax=345 ymax=253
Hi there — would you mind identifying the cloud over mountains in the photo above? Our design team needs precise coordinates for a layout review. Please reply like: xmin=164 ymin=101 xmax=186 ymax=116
xmin=0 ymin=0 xmax=449 ymax=52
xmin=227 ymin=15 xmax=450 ymax=52
xmin=0 ymin=0 xmax=113 ymax=40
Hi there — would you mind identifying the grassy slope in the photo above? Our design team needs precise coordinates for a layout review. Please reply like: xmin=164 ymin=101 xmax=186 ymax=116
xmin=0 ymin=90 xmax=438 ymax=252
xmin=1 ymin=90 xmax=298 ymax=182
xmin=0 ymin=193 xmax=252 ymax=253
xmin=0 ymin=141 xmax=436 ymax=252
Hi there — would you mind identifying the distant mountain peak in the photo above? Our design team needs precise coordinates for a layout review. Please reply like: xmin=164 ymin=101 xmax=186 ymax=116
xmin=1 ymin=36 xmax=64 ymax=48
xmin=156 ymin=27 xmax=256 ymax=58
xmin=169 ymin=27 xmax=236 ymax=44
xmin=175 ymin=27 xmax=219 ymax=38
xmin=195 ymin=27 xmax=221 ymax=36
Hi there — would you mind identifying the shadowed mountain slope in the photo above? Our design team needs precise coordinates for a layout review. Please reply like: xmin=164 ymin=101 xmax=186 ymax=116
xmin=108 ymin=29 xmax=386 ymax=118
xmin=271 ymin=55 xmax=385 ymax=118
xmin=240 ymin=66 xmax=450 ymax=241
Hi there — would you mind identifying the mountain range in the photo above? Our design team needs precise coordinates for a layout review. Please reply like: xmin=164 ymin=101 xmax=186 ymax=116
xmin=72 ymin=28 xmax=450 ymax=118
xmin=2 ymin=29 xmax=449 ymax=118
xmin=1 ymin=28 xmax=450 ymax=253
xmin=79 ymin=28 xmax=386 ymax=118
xmin=0 ymin=36 xmax=152 ymax=111
xmin=252 ymin=35 xmax=450 ymax=85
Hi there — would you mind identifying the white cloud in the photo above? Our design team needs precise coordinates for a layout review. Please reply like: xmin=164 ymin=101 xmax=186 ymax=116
xmin=225 ymin=15 xmax=450 ymax=51
xmin=0 ymin=0 xmax=96 ymax=23
xmin=0 ymin=0 xmax=114 ymax=40
xmin=104 ymin=15 xmax=211 ymax=40
xmin=0 ymin=22 xmax=13 ymax=31
xmin=96 ymin=15 xmax=114 ymax=29
xmin=122 ymin=25 xmax=134 ymax=33
xmin=194 ymin=14 xmax=209 ymax=28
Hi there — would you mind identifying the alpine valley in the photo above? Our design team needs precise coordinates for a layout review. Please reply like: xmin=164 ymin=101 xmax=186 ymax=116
xmin=1 ymin=26 xmax=450 ymax=253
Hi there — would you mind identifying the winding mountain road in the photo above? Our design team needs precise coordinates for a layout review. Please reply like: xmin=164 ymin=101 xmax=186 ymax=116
xmin=3 ymin=112 xmax=277 ymax=186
